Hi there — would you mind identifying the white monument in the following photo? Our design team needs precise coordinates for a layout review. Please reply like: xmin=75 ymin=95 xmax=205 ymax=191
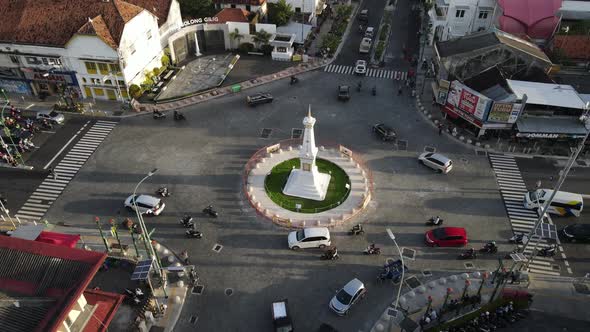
xmin=282 ymin=107 xmax=331 ymax=201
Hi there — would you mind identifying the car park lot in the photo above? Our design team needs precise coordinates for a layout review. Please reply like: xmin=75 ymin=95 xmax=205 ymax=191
xmin=42 ymin=71 xmax=513 ymax=331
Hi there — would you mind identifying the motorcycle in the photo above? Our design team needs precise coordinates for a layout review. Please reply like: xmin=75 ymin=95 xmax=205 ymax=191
xmin=156 ymin=186 xmax=171 ymax=197
xmin=203 ymin=205 xmax=218 ymax=218
xmin=479 ymin=242 xmax=498 ymax=254
xmin=357 ymin=81 xmax=362 ymax=92
xmin=509 ymin=233 xmax=528 ymax=244
xmin=290 ymin=76 xmax=299 ymax=85
xmin=458 ymin=248 xmax=476 ymax=260
xmin=153 ymin=111 xmax=166 ymax=119
xmin=372 ymin=86 xmax=376 ymax=96
xmin=349 ymin=224 xmax=365 ymax=235
xmin=180 ymin=215 xmax=194 ymax=228
xmin=537 ymin=244 xmax=557 ymax=257
xmin=364 ymin=244 xmax=381 ymax=255
xmin=426 ymin=216 xmax=443 ymax=226
xmin=320 ymin=247 xmax=339 ymax=260
xmin=186 ymin=229 xmax=203 ymax=239
xmin=173 ymin=111 xmax=186 ymax=121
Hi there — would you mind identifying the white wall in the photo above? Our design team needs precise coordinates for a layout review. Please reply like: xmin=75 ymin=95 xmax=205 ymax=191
xmin=429 ymin=0 xmax=497 ymax=42
xmin=227 ymin=22 xmax=253 ymax=48
xmin=159 ymin=0 xmax=183 ymax=48
xmin=119 ymin=10 xmax=164 ymax=86
xmin=0 ymin=54 xmax=17 ymax=67
xmin=268 ymin=0 xmax=318 ymax=14
xmin=256 ymin=23 xmax=277 ymax=35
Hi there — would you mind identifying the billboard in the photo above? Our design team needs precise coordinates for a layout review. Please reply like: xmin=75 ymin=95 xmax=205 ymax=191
xmin=487 ymin=102 xmax=523 ymax=124
xmin=446 ymin=81 xmax=491 ymax=121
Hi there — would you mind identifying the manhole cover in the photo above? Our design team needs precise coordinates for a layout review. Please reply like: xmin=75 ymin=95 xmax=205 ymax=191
xmin=291 ymin=128 xmax=303 ymax=139
xmin=573 ymin=283 xmax=590 ymax=294
xmin=476 ymin=150 xmax=487 ymax=156
xmin=424 ymin=146 xmax=436 ymax=153
xmin=577 ymin=160 xmax=587 ymax=166
xmin=405 ymin=276 xmax=421 ymax=289
xmin=225 ymin=288 xmax=234 ymax=296
xmin=213 ymin=244 xmax=223 ymax=253
xmin=402 ymin=247 xmax=416 ymax=260
xmin=552 ymin=265 xmax=561 ymax=271
xmin=464 ymin=262 xmax=475 ymax=269
xmin=192 ymin=285 xmax=204 ymax=295
xmin=422 ymin=269 xmax=432 ymax=277
xmin=260 ymin=128 xmax=272 ymax=139
xmin=397 ymin=140 xmax=408 ymax=151
xmin=189 ymin=315 xmax=198 ymax=324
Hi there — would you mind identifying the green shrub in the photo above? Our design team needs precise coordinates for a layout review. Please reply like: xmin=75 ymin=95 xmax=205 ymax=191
xmin=161 ymin=54 xmax=170 ymax=67
xmin=375 ymin=41 xmax=385 ymax=60
xmin=152 ymin=67 xmax=162 ymax=77
xmin=379 ymin=25 xmax=389 ymax=41
xmin=238 ymin=42 xmax=255 ymax=53
xmin=261 ymin=44 xmax=274 ymax=55
xmin=129 ymin=84 xmax=142 ymax=99
xmin=321 ymin=34 xmax=341 ymax=53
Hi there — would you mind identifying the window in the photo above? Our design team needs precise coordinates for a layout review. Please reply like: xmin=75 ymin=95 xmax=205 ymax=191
xmin=9 ymin=55 xmax=19 ymax=64
xmin=105 ymin=79 xmax=112 ymax=85
xmin=82 ymin=77 xmax=87 ymax=83
xmin=146 ymin=29 xmax=152 ymax=40
xmin=98 ymin=63 xmax=109 ymax=75
xmin=478 ymin=11 xmax=489 ymax=19
xmin=230 ymin=4 xmax=236 ymax=8
xmin=129 ymin=45 xmax=136 ymax=56
xmin=246 ymin=5 xmax=251 ymax=11
xmin=118 ymin=80 xmax=125 ymax=87
xmin=85 ymin=62 xmax=97 ymax=74
xmin=90 ymin=78 xmax=101 ymax=85
xmin=455 ymin=9 xmax=465 ymax=18
xmin=295 ymin=7 xmax=301 ymax=13
xmin=109 ymin=63 xmax=121 ymax=74
xmin=93 ymin=88 xmax=104 ymax=96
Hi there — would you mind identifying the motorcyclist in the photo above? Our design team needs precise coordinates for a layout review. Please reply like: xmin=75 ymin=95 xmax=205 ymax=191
xmin=484 ymin=241 xmax=497 ymax=251
xmin=357 ymin=81 xmax=362 ymax=91
xmin=433 ymin=216 xmax=441 ymax=225
xmin=153 ymin=110 xmax=163 ymax=117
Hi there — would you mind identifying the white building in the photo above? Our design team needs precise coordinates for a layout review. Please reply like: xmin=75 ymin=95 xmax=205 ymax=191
xmin=268 ymin=0 xmax=325 ymax=26
xmin=428 ymin=0 xmax=499 ymax=44
xmin=0 ymin=0 xmax=182 ymax=101
xmin=214 ymin=0 xmax=268 ymax=18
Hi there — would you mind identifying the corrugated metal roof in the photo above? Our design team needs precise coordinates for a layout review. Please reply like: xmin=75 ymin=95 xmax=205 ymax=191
xmin=507 ymin=80 xmax=586 ymax=109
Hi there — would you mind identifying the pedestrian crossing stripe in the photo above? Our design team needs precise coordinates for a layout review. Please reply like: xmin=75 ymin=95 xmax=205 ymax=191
xmin=488 ymin=153 xmax=564 ymax=277
xmin=324 ymin=64 xmax=408 ymax=80
xmin=13 ymin=121 xmax=118 ymax=223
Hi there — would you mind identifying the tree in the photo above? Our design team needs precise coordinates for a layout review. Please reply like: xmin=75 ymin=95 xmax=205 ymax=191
xmin=252 ymin=29 xmax=272 ymax=49
xmin=178 ymin=0 xmax=215 ymax=19
xmin=229 ymin=28 xmax=244 ymax=49
xmin=268 ymin=0 xmax=294 ymax=27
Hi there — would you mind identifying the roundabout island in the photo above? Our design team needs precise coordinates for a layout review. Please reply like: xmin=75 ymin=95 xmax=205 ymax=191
xmin=244 ymin=108 xmax=372 ymax=228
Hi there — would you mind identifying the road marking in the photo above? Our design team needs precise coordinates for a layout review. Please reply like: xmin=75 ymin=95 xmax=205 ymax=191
xmin=43 ymin=120 xmax=91 ymax=169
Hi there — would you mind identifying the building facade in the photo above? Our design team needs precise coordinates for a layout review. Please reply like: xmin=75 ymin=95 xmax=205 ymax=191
xmin=428 ymin=0 xmax=499 ymax=44
xmin=0 ymin=0 xmax=182 ymax=101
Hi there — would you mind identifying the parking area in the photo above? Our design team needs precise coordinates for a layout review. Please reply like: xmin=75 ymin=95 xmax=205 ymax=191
xmin=41 ymin=70 xmax=512 ymax=331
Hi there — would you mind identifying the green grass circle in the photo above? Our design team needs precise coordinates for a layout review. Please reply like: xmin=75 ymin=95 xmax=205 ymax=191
xmin=264 ymin=158 xmax=351 ymax=213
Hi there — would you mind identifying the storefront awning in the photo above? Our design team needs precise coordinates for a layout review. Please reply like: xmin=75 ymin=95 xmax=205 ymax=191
xmin=516 ymin=116 xmax=588 ymax=138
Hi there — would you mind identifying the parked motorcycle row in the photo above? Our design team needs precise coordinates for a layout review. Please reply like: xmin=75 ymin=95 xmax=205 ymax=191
xmin=152 ymin=110 xmax=186 ymax=121
xmin=0 ymin=105 xmax=49 ymax=166
xmin=438 ymin=302 xmax=530 ymax=332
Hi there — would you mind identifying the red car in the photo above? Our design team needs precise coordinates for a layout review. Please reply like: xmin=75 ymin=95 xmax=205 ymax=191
xmin=425 ymin=227 xmax=468 ymax=247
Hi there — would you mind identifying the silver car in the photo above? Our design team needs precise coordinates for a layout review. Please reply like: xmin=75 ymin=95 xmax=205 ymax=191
xmin=329 ymin=278 xmax=366 ymax=315
xmin=124 ymin=194 xmax=165 ymax=215
xmin=36 ymin=110 xmax=65 ymax=124
xmin=418 ymin=152 xmax=453 ymax=174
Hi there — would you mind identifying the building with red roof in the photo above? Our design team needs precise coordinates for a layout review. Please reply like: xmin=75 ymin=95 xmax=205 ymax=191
xmin=0 ymin=235 xmax=108 ymax=332
xmin=214 ymin=8 xmax=252 ymax=24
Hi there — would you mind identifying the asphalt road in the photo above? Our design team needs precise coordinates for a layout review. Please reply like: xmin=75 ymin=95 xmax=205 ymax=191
xmin=516 ymin=156 xmax=590 ymax=277
xmin=38 ymin=69 xmax=515 ymax=332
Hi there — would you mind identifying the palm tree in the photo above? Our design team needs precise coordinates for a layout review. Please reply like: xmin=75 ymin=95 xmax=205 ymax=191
xmin=252 ymin=29 xmax=272 ymax=49
xmin=229 ymin=28 xmax=244 ymax=49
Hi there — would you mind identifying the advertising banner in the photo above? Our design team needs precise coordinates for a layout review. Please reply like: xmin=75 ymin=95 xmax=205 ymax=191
xmin=487 ymin=102 xmax=523 ymax=124
xmin=446 ymin=81 xmax=490 ymax=121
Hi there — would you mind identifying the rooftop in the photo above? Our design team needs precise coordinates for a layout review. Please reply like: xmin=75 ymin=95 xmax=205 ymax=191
xmin=507 ymin=80 xmax=587 ymax=109
xmin=213 ymin=0 xmax=266 ymax=5
xmin=213 ymin=8 xmax=251 ymax=24
xmin=0 ymin=0 xmax=173 ymax=48
xmin=0 ymin=235 xmax=107 ymax=332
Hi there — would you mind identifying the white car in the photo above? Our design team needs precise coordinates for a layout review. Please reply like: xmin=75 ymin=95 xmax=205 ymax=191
xmin=329 ymin=278 xmax=367 ymax=315
xmin=36 ymin=110 xmax=65 ymax=124
xmin=354 ymin=60 xmax=367 ymax=75
xmin=364 ymin=27 xmax=375 ymax=39
xmin=124 ymin=194 xmax=165 ymax=216
xmin=288 ymin=227 xmax=331 ymax=250
xmin=418 ymin=152 xmax=453 ymax=174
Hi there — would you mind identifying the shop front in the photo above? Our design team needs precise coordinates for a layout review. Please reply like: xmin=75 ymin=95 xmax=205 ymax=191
xmin=442 ymin=80 xmax=492 ymax=137
xmin=516 ymin=116 xmax=588 ymax=140
xmin=22 ymin=69 xmax=80 ymax=99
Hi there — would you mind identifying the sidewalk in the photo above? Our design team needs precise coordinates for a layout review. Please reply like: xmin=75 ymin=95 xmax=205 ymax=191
xmin=411 ymin=12 xmax=590 ymax=161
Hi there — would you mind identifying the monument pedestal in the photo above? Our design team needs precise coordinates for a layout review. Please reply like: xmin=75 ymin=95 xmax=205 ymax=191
xmin=282 ymin=168 xmax=331 ymax=201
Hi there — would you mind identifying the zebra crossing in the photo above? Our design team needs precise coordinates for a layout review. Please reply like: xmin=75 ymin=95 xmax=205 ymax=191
xmin=488 ymin=154 xmax=563 ymax=276
xmin=15 ymin=120 xmax=118 ymax=222
xmin=324 ymin=64 xmax=408 ymax=80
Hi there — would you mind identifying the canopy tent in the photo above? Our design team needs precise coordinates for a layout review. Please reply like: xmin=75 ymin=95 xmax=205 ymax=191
xmin=516 ymin=116 xmax=588 ymax=138
xmin=35 ymin=231 xmax=81 ymax=248
xmin=507 ymin=80 xmax=587 ymax=110
xmin=498 ymin=0 xmax=561 ymax=40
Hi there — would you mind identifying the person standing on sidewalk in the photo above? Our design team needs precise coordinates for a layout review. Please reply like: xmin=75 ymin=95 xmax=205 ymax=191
xmin=438 ymin=123 xmax=443 ymax=135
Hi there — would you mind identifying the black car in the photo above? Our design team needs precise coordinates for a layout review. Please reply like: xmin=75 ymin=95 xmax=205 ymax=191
xmin=338 ymin=85 xmax=350 ymax=101
xmin=372 ymin=123 xmax=397 ymax=141
xmin=560 ymin=224 xmax=590 ymax=242
xmin=247 ymin=93 xmax=273 ymax=106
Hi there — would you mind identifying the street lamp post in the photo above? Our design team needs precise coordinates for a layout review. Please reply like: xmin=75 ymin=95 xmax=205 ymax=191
xmin=387 ymin=228 xmax=405 ymax=312
xmin=132 ymin=168 xmax=163 ymax=276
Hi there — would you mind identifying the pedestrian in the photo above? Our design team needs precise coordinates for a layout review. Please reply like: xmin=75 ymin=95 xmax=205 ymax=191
xmin=398 ymin=86 xmax=403 ymax=96
xmin=49 ymin=168 xmax=57 ymax=180
xmin=180 ymin=250 xmax=189 ymax=265
xmin=438 ymin=124 xmax=443 ymax=136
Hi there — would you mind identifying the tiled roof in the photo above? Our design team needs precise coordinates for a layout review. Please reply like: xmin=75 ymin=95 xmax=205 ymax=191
xmin=213 ymin=0 xmax=265 ymax=5
xmin=214 ymin=8 xmax=251 ymax=24
xmin=0 ymin=0 xmax=173 ymax=48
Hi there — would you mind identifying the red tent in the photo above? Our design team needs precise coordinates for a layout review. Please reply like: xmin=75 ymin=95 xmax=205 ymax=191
xmin=36 ymin=231 xmax=80 ymax=248
xmin=498 ymin=0 xmax=562 ymax=40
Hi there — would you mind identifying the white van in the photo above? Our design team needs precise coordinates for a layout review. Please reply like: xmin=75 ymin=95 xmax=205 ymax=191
xmin=523 ymin=189 xmax=583 ymax=217
xmin=287 ymin=227 xmax=331 ymax=250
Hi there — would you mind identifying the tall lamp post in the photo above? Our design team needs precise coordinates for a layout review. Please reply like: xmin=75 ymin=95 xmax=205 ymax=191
xmin=387 ymin=228 xmax=405 ymax=312
xmin=133 ymin=168 xmax=162 ymax=276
